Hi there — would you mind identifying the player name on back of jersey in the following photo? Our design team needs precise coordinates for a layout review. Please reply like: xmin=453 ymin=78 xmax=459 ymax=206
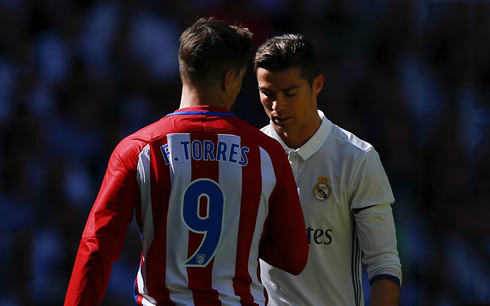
xmin=161 ymin=137 xmax=250 ymax=166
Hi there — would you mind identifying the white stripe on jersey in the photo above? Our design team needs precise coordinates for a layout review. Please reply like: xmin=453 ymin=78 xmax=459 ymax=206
xmin=136 ymin=144 xmax=156 ymax=303
xmin=248 ymin=147 xmax=276 ymax=304
xmin=212 ymin=134 xmax=242 ymax=304
xmin=165 ymin=133 xmax=193 ymax=304
xmin=141 ymin=296 xmax=158 ymax=306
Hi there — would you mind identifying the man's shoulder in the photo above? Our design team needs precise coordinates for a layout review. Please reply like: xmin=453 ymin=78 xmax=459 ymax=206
xmin=257 ymin=124 xmax=283 ymax=149
xmin=328 ymin=124 xmax=374 ymax=154
xmin=114 ymin=118 xmax=167 ymax=158
xmin=235 ymin=123 xmax=284 ymax=158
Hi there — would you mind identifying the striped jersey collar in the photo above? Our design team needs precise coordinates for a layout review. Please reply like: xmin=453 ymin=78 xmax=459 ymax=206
xmin=166 ymin=106 xmax=236 ymax=117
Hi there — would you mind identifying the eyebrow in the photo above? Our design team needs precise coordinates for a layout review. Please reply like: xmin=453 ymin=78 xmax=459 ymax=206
xmin=259 ymin=85 xmax=301 ymax=92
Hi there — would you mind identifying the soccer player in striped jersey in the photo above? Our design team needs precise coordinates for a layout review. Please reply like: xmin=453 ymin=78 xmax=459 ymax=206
xmin=254 ymin=34 xmax=402 ymax=305
xmin=64 ymin=18 xmax=308 ymax=306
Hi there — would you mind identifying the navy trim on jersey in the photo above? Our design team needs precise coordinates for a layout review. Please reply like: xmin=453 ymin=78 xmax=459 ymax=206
xmin=370 ymin=274 xmax=401 ymax=287
xmin=166 ymin=111 xmax=237 ymax=117
xmin=351 ymin=222 xmax=362 ymax=306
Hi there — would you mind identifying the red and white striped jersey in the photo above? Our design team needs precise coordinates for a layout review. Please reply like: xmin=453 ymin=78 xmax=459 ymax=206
xmin=64 ymin=105 xmax=308 ymax=306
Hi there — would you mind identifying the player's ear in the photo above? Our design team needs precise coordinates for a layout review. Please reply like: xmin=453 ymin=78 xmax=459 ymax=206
xmin=223 ymin=69 xmax=235 ymax=93
xmin=312 ymin=75 xmax=324 ymax=96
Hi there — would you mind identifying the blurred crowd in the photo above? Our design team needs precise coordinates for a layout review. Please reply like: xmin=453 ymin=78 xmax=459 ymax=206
xmin=0 ymin=0 xmax=488 ymax=305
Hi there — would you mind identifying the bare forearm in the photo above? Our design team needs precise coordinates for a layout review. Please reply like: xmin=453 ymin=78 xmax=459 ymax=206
xmin=370 ymin=279 xmax=400 ymax=306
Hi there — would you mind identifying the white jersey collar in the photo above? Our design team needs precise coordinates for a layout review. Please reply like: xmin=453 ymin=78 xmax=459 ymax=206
xmin=269 ymin=110 xmax=332 ymax=161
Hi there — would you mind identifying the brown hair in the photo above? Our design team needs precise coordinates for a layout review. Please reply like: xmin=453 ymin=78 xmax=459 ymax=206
xmin=179 ymin=17 xmax=253 ymax=87
xmin=254 ymin=34 xmax=319 ymax=87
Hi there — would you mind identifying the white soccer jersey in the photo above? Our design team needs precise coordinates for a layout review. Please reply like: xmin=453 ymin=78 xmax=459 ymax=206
xmin=260 ymin=110 xmax=402 ymax=306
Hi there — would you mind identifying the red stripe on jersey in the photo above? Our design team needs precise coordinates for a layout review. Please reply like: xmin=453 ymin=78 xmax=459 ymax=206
xmin=142 ymin=140 xmax=174 ymax=304
xmin=188 ymin=133 xmax=221 ymax=305
xmin=199 ymin=196 xmax=208 ymax=218
xmin=136 ymin=290 xmax=144 ymax=305
xmin=233 ymin=141 xmax=260 ymax=305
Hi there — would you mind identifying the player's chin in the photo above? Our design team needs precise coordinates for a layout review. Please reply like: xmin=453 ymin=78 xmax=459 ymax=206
xmin=273 ymin=123 xmax=292 ymax=135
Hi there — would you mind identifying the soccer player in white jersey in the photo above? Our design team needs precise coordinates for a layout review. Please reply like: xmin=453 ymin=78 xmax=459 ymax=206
xmin=254 ymin=34 xmax=402 ymax=305
xmin=64 ymin=18 xmax=309 ymax=305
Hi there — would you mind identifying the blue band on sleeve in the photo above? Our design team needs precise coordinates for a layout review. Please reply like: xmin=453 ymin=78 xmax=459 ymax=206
xmin=370 ymin=274 xmax=401 ymax=287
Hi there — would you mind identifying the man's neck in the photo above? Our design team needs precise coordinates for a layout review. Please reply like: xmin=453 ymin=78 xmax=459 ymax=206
xmin=179 ymin=84 xmax=230 ymax=110
xmin=277 ymin=116 xmax=322 ymax=149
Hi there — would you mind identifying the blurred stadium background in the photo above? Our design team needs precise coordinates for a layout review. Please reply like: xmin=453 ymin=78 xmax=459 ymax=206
xmin=0 ymin=0 xmax=488 ymax=305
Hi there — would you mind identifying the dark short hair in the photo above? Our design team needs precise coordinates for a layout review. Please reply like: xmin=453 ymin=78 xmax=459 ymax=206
xmin=254 ymin=34 xmax=319 ymax=87
xmin=179 ymin=17 xmax=253 ymax=87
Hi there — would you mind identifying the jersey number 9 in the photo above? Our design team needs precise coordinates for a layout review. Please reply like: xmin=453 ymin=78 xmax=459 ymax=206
xmin=182 ymin=178 xmax=225 ymax=267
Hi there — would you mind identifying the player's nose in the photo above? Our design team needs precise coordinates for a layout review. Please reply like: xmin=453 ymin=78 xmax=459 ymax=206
xmin=272 ymin=97 xmax=287 ymax=112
